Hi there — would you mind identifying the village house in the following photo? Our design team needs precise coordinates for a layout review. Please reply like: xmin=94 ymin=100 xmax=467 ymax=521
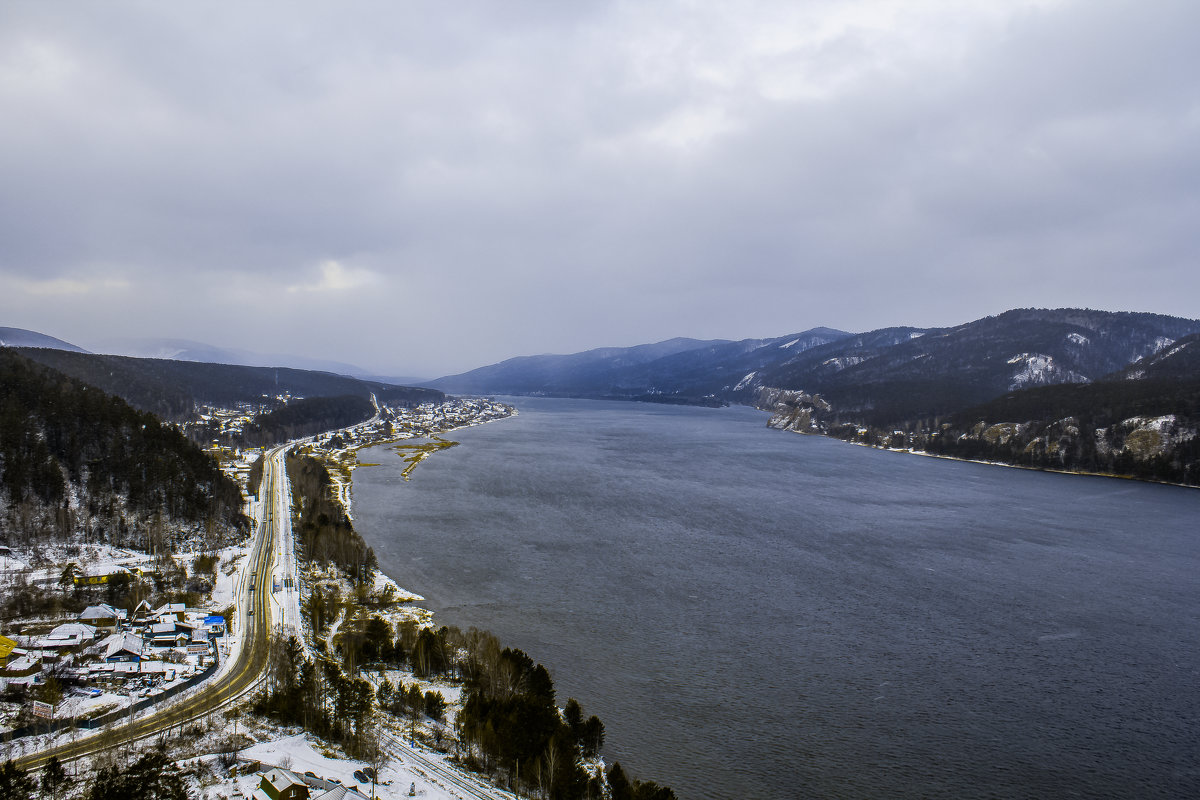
xmin=149 ymin=618 xmax=192 ymax=648
xmin=154 ymin=602 xmax=187 ymax=622
xmin=103 ymin=632 xmax=144 ymax=663
xmin=0 ymin=653 xmax=41 ymax=683
xmin=255 ymin=768 xmax=309 ymax=800
xmin=79 ymin=603 xmax=127 ymax=630
xmin=37 ymin=623 xmax=97 ymax=661
xmin=132 ymin=599 xmax=154 ymax=622
xmin=73 ymin=565 xmax=141 ymax=587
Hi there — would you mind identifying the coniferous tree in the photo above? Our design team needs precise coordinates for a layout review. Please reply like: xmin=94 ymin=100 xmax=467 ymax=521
xmin=87 ymin=751 xmax=190 ymax=800
xmin=41 ymin=756 xmax=67 ymax=800
xmin=0 ymin=760 xmax=34 ymax=799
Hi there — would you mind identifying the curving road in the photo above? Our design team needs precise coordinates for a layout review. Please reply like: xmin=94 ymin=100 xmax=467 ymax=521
xmin=14 ymin=443 xmax=291 ymax=772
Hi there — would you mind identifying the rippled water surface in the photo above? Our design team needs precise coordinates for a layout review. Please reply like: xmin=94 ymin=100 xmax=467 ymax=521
xmin=352 ymin=398 xmax=1200 ymax=799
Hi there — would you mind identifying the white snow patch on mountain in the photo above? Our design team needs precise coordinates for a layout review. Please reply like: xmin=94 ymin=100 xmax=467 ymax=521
xmin=1152 ymin=336 xmax=1175 ymax=353
xmin=779 ymin=338 xmax=801 ymax=349
xmin=820 ymin=356 xmax=864 ymax=371
xmin=1066 ymin=332 xmax=1089 ymax=345
xmin=1162 ymin=340 xmax=1192 ymax=359
xmin=1007 ymin=353 xmax=1088 ymax=390
xmin=909 ymin=331 xmax=925 ymax=339
xmin=734 ymin=371 xmax=758 ymax=391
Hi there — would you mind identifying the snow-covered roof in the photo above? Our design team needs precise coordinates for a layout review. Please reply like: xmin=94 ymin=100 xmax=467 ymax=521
xmin=52 ymin=622 xmax=96 ymax=637
xmin=40 ymin=623 xmax=97 ymax=647
xmin=261 ymin=768 xmax=308 ymax=794
xmin=81 ymin=603 xmax=127 ymax=620
xmin=105 ymin=633 xmax=144 ymax=659
xmin=3 ymin=654 xmax=39 ymax=673
xmin=314 ymin=786 xmax=369 ymax=800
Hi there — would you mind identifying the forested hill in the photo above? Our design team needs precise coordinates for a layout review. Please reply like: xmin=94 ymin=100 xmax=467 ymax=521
xmin=15 ymin=348 xmax=444 ymax=420
xmin=0 ymin=349 xmax=247 ymax=550
xmin=242 ymin=395 xmax=376 ymax=446
xmin=742 ymin=309 xmax=1200 ymax=425
xmin=430 ymin=328 xmax=851 ymax=402
xmin=433 ymin=310 xmax=1200 ymax=413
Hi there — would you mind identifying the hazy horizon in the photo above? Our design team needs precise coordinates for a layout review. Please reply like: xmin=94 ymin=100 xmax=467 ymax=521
xmin=2 ymin=1 xmax=1198 ymax=376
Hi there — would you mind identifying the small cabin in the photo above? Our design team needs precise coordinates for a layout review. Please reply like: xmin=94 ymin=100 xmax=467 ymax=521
xmin=38 ymin=623 xmax=97 ymax=656
xmin=256 ymin=768 xmax=310 ymax=800
xmin=80 ymin=603 xmax=127 ymax=630
xmin=104 ymin=633 xmax=144 ymax=663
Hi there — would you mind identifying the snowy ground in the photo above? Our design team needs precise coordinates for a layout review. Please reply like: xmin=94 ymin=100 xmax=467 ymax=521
xmin=6 ymin=401 xmax=523 ymax=799
xmin=203 ymin=731 xmax=507 ymax=800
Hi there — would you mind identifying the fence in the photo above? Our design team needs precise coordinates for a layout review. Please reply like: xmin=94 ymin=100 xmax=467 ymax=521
xmin=3 ymin=658 xmax=219 ymax=742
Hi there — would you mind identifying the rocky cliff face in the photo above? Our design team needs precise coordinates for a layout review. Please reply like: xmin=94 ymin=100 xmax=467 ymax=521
xmin=757 ymin=387 xmax=832 ymax=434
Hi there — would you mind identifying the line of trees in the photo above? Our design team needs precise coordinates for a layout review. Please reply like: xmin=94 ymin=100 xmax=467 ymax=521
xmin=287 ymin=608 xmax=676 ymax=800
xmin=822 ymin=375 xmax=1200 ymax=486
xmin=240 ymin=395 xmax=375 ymax=447
xmin=287 ymin=453 xmax=376 ymax=579
xmin=255 ymin=634 xmax=377 ymax=756
xmin=0 ymin=752 xmax=188 ymax=800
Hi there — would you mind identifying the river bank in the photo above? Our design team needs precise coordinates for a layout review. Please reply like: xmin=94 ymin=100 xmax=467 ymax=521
xmin=351 ymin=395 xmax=1200 ymax=799
xmin=809 ymin=429 xmax=1200 ymax=490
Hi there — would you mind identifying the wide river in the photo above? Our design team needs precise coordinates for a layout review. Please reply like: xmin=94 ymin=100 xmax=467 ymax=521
xmin=352 ymin=397 xmax=1200 ymax=799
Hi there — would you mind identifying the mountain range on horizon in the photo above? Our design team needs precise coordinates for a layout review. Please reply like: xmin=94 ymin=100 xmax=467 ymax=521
xmin=0 ymin=326 xmax=426 ymax=386
xmin=5 ymin=307 xmax=1200 ymax=485
xmin=9 ymin=309 xmax=1200 ymax=421
xmin=429 ymin=308 xmax=1200 ymax=411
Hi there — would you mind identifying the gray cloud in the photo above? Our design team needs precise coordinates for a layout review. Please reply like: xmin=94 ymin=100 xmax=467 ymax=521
xmin=1 ymin=0 xmax=1197 ymax=376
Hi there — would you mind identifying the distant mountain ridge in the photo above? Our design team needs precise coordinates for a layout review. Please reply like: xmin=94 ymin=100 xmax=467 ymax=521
xmin=15 ymin=349 xmax=444 ymax=420
xmin=94 ymin=336 xmax=379 ymax=378
xmin=432 ymin=308 xmax=1200 ymax=485
xmin=433 ymin=310 xmax=1199 ymax=417
xmin=744 ymin=309 xmax=1200 ymax=425
xmin=430 ymin=328 xmax=852 ymax=400
xmin=0 ymin=326 xmax=88 ymax=352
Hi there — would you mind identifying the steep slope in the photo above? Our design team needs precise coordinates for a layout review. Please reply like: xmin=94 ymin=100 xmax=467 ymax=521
xmin=911 ymin=375 xmax=1200 ymax=486
xmin=1111 ymin=332 xmax=1200 ymax=381
xmin=756 ymin=309 xmax=1200 ymax=425
xmin=15 ymin=349 xmax=443 ymax=420
xmin=0 ymin=349 xmax=247 ymax=549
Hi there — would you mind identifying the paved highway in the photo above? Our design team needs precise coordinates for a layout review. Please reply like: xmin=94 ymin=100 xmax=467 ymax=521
xmin=14 ymin=443 xmax=291 ymax=772
xmin=265 ymin=445 xmax=303 ymax=633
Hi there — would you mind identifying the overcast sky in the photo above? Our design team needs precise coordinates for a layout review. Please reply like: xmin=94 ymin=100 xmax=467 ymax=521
xmin=1 ymin=1 xmax=1197 ymax=377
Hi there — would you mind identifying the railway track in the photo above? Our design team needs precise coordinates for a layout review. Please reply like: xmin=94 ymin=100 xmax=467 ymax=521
xmin=380 ymin=728 xmax=514 ymax=800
